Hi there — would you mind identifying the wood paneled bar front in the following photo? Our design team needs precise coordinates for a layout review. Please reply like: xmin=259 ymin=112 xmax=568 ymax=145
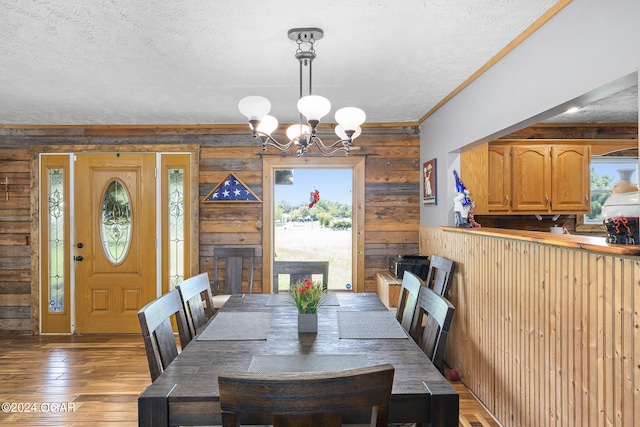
xmin=420 ymin=226 xmax=639 ymax=427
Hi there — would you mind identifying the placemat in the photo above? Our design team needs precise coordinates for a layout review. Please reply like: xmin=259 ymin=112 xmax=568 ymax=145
xmin=197 ymin=312 xmax=272 ymax=341
xmin=337 ymin=311 xmax=408 ymax=339
xmin=265 ymin=292 xmax=339 ymax=306
xmin=248 ymin=354 xmax=370 ymax=373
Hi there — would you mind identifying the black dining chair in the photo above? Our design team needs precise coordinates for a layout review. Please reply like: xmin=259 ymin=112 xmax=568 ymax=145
xmin=176 ymin=272 xmax=215 ymax=337
xmin=410 ymin=285 xmax=455 ymax=373
xmin=137 ymin=289 xmax=191 ymax=381
xmin=425 ymin=255 xmax=455 ymax=297
xmin=218 ymin=364 xmax=395 ymax=427
xmin=272 ymin=260 xmax=329 ymax=293
xmin=212 ymin=247 xmax=255 ymax=308
xmin=395 ymin=270 xmax=423 ymax=334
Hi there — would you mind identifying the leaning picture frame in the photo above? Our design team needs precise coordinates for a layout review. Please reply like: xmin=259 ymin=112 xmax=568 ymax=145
xmin=422 ymin=158 xmax=437 ymax=205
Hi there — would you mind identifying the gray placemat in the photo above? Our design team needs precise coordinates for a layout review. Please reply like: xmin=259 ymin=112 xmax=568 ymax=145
xmin=197 ymin=312 xmax=272 ymax=340
xmin=337 ymin=311 xmax=408 ymax=339
xmin=265 ymin=292 xmax=339 ymax=306
xmin=248 ymin=354 xmax=370 ymax=373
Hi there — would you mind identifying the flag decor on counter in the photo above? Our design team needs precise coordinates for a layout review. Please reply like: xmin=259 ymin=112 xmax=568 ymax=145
xmin=203 ymin=174 xmax=261 ymax=203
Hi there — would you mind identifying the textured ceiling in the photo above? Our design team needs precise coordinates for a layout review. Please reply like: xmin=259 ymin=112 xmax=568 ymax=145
xmin=0 ymin=0 xmax=584 ymax=125
xmin=542 ymin=85 xmax=638 ymax=124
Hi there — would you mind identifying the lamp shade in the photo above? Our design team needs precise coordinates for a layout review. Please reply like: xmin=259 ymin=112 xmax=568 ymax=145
xmin=335 ymin=107 xmax=366 ymax=131
xmin=256 ymin=115 xmax=278 ymax=135
xmin=335 ymin=125 xmax=362 ymax=140
xmin=238 ymin=96 xmax=271 ymax=121
xmin=286 ymin=123 xmax=310 ymax=141
xmin=297 ymin=95 xmax=331 ymax=121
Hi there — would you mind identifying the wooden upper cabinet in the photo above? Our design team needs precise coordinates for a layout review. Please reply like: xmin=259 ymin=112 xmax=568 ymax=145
xmin=551 ymin=145 xmax=591 ymax=212
xmin=511 ymin=145 xmax=551 ymax=212
xmin=487 ymin=145 xmax=511 ymax=212
xmin=461 ymin=142 xmax=591 ymax=215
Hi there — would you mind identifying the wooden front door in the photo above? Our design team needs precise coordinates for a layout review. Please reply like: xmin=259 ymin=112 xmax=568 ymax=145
xmin=74 ymin=153 xmax=157 ymax=333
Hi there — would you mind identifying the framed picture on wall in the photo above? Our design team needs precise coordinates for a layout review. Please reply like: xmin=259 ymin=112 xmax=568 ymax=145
xmin=422 ymin=158 xmax=437 ymax=205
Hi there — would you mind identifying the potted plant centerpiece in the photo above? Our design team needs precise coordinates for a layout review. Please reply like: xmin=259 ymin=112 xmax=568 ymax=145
xmin=289 ymin=278 xmax=326 ymax=333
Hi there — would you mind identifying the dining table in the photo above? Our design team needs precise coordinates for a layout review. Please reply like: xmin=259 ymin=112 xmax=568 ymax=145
xmin=137 ymin=292 xmax=459 ymax=426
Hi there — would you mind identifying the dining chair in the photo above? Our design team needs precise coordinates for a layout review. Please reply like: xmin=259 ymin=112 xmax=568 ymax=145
xmin=272 ymin=260 xmax=329 ymax=293
xmin=395 ymin=270 xmax=423 ymax=334
xmin=424 ymin=255 xmax=455 ymax=297
xmin=137 ymin=289 xmax=191 ymax=381
xmin=410 ymin=285 xmax=455 ymax=373
xmin=212 ymin=247 xmax=255 ymax=308
xmin=176 ymin=272 xmax=215 ymax=337
xmin=218 ymin=364 xmax=395 ymax=427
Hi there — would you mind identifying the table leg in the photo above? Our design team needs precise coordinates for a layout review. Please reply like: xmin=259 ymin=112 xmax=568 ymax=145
xmin=423 ymin=381 xmax=459 ymax=427
xmin=138 ymin=383 xmax=175 ymax=427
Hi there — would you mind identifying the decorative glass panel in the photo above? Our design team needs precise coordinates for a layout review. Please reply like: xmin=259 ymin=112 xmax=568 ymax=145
xmin=168 ymin=169 xmax=185 ymax=290
xmin=48 ymin=169 xmax=64 ymax=312
xmin=100 ymin=180 xmax=132 ymax=264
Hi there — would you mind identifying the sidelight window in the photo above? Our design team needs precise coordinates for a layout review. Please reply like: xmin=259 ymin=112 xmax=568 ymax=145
xmin=47 ymin=169 xmax=65 ymax=312
xmin=168 ymin=168 xmax=185 ymax=289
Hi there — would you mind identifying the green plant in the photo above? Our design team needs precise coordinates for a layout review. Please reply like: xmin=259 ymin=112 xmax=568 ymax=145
xmin=289 ymin=278 xmax=326 ymax=314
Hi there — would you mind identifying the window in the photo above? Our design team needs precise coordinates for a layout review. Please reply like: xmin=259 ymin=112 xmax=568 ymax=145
xmin=584 ymin=156 xmax=638 ymax=225
xmin=47 ymin=168 xmax=65 ymax=312
xmin=167 ymin=168 xmax=186 ymax=289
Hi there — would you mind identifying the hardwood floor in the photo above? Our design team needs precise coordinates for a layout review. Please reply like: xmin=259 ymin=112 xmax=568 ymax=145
xmin=0 ymin=334 xmax=500 ymax=426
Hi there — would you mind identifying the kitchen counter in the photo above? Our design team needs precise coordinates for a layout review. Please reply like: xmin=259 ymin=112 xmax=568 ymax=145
xmin=439 ymin=226 xmax=640 ymax=256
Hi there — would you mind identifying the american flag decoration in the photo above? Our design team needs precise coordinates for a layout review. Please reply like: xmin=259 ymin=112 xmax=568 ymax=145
xmin=203 ymin=174 xmax=261 ymax=203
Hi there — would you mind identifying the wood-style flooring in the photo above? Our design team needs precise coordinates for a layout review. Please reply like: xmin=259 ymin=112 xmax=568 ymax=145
xmin=0 ymin=334 xmax=500 ymax=426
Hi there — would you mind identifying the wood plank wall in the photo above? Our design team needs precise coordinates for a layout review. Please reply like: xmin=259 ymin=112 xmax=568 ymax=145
xmin=420 ymin=226 xmax=640 ymax=427
xmin=0 ymin=148 xmax=31 ymax=333
xmin=0 ymin=125 xmax=420 ymax=333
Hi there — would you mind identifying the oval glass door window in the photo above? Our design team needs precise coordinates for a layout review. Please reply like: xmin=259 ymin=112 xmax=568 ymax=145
xmin=100 ymin=180 xmax=132 ymax=264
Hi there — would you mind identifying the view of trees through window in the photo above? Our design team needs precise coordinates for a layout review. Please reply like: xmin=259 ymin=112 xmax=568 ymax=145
xmin=274 ymin=169 xmax=353 ymax=291
xmin=587 ymin=158 xmax=638 ymax=223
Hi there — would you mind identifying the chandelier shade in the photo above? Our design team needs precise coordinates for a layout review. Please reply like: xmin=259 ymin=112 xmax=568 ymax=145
xmin=286 ymin=123 xmax=310 ymax=141
xmin=335 ymin=107 xmax=366 ymax=132
xmin=237 ymin=27 xmax=365 ymax=156
xmin=256 ymin=114 xmax=278 ymax=135
xmin=297 ymin=95 xmax=331 ymax=122
xmin=238 ymin=95 xmax=271 ymax=122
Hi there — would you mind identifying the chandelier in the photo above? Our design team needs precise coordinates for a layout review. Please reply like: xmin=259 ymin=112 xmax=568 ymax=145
xmin=238 ymin=28 xmax=366 ymax=156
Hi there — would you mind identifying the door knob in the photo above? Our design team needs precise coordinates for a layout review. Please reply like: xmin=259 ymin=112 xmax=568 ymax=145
xmin=74 ymin=255 xmax=84 ymax=262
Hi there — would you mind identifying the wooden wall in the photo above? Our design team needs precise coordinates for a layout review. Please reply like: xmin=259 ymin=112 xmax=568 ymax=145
xmin=421 ymin=226 xmax=640 ymax=427
xmin=0 ymin=124 xmax=420 ymax=333
xmin=0 ymin=148 xmax=31 ymax=333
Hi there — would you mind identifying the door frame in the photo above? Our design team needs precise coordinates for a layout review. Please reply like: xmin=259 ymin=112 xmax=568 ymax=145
xmin=34 ymin=145 xmax=200 ymax=334
xmin=262 ymin=156 xmax=365 ymax=293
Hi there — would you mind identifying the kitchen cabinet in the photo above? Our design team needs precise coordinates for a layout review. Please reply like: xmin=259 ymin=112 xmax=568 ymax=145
xmin=460 ymin=142 xmax=591 ymax=214
xmin=550 ymin=144 xmax=591 ymax=211
xmin=511 ymin=145 xmax=551 ymax=211
xmin=487 ymin=145 xmax=511 ymax=212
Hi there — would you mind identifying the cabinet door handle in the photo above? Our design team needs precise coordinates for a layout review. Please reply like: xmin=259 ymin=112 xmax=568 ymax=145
xmin=585 ymin=194 xmax=589 ymax=202
xmin=505 ymin=195 xmax=509 ymax=204
xmin=545 ymin=195 xmax=549 ymax=206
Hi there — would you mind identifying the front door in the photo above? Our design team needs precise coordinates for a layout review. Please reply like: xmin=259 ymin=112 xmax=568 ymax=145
xmin=74 ymin=153 xmax=157 ymax=333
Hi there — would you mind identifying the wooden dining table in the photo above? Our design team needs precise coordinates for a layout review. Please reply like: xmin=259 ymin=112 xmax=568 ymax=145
xmin=137 ymin=292 xmax=459 ymax=426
